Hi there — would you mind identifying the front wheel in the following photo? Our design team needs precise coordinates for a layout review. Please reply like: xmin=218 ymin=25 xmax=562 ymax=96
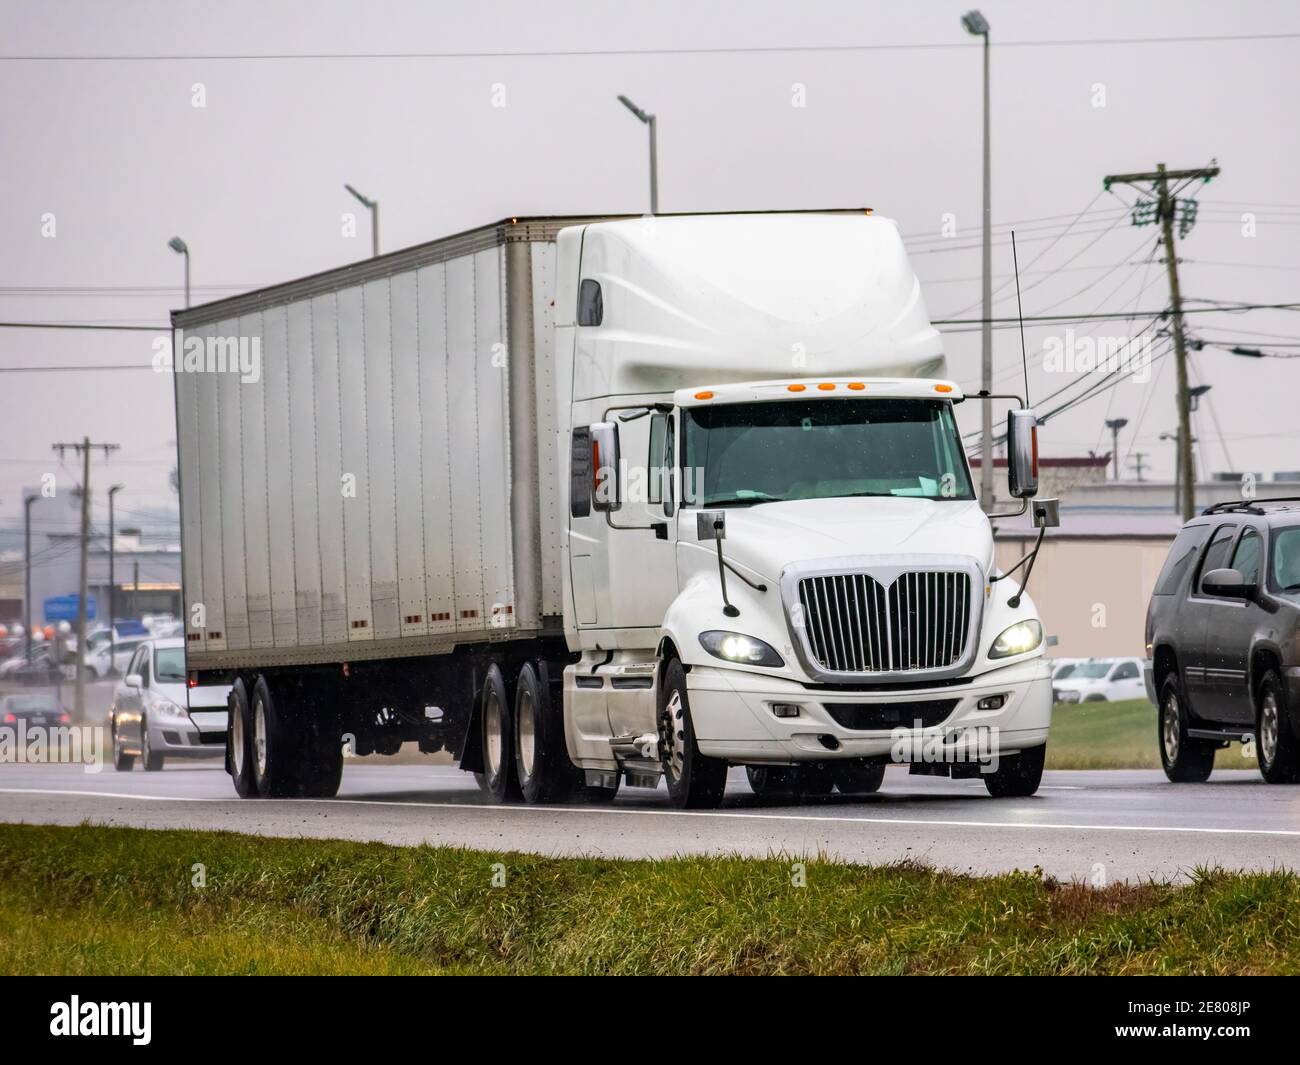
xmin=659 ymin=659 xmax=727 ymax=809
xmin=111 ymin=717 xmax=134 ymax=772
xmin=1257 ymin=670 xmax=1300 ymax=784
xmin=983 ymin=744 xmax=1045 ymax=797
xmin=140 ymin=714 xmax=164 ymax=772
xmin=835 ymin=760 xmax=887 ymax=795
xmin=1158 ymin=674 xmax=1215 ymax=783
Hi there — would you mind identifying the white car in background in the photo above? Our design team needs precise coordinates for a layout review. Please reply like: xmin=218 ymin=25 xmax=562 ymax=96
xmin=109 ymin=637 xmax=228 ymax=770
xmin=1052 ymin=657 xmax=1150 ymax=704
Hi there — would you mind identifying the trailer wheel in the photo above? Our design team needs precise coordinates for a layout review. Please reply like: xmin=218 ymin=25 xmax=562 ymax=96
xmin=514 ymin=661 xmax=572 ymax=804
xmin=251 ymin=675 xmax=301 ymax=798
xmin=299 ymin=712 xmax=344 ymax=798
xmin=227 ymin=678 xmax=257 ymax=798
xmin=659 ymin=659 xmax=727 ymax=809
xmin=479 ymin=663 xmax=521 ymax=803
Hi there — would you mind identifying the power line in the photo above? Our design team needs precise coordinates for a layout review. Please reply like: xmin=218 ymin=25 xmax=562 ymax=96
xmin=4 ymin=31 xmax=1299 ymax=61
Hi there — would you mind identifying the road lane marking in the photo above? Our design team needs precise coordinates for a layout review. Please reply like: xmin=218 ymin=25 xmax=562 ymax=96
xmin=1 ymin=786 xmax=1299 ymax=838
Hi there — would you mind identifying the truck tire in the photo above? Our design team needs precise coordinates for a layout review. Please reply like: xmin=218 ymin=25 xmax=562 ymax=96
xmin=514 ymin=661 xmax=572 ymax=804
xmin=300 ymin=712 xmax=344 ymax=798
xmin=227 ymin=678 xmax=257 ymax=798
xmin=1158 ymin=673 xmax=1215 ymax=783
xmin=1256 ymin=670 xmax=1300 ymax=784
xmin=982 ymin=744 xmax=1046 ymax=797
xmin=250 ymin=675 xmax=302 ymax=798
xmin=835 ymin=760 xmax=886 ymax=795
xmin=659 ymin=659 xmax=727 ymax=809
xmin=479 ymin=663 xmax=521 ymax=803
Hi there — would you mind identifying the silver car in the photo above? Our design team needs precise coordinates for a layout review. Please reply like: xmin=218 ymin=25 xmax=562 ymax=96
xmin=110 ymin=637 xmax=227 ymax=770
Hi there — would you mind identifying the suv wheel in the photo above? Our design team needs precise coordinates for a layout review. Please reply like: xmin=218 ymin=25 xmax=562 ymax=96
xmin=1158 ymin=674 xmax=1215 ymax=783
xmin=1256 ymin=670 xmax=1300 ymax=784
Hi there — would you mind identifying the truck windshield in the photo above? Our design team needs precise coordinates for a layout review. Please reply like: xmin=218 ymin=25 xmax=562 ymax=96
xmin=682 ymin=398 xmax=974 ymax=507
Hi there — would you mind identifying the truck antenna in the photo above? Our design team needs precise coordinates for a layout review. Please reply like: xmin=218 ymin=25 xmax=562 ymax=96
xmin=1011 ymin=230 xmax=1030 ymax=405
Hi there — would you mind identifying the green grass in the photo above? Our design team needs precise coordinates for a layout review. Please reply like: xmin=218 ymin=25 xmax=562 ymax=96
xmin=2 ymin=823 xmax=1299 ymax=974
xmin=1046 ymin=698 xmax=1258 ymax=771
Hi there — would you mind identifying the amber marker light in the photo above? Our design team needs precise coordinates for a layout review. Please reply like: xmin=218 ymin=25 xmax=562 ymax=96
xmin=694 ymin=391 xmax=714 ymax=400
xmin=787 ymin=384 xmax=806 ymax=392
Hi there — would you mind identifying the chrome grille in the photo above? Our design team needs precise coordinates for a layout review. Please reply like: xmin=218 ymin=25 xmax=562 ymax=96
xmin=797 ymin=571 xmax=972 ymax=674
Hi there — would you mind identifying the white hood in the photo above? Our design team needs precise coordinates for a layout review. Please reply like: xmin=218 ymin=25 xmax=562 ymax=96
xmin=710 ymin=497 xmax=992 ymax=580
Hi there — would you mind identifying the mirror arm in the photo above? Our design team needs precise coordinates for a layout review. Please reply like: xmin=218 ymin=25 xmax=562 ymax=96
xmin=989 ymin=525 xmax=1047 ymax=608
xmin=713 ymin=533 xmax=741 ymax=618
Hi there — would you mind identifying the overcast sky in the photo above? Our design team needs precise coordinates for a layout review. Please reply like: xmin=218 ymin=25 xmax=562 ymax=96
xmin=3 ymin=0 xmax=1299 ymax=535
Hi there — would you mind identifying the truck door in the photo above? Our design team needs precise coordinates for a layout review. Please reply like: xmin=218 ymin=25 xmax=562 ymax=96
xmin=567 ymin=410 xmax=679 ymax=635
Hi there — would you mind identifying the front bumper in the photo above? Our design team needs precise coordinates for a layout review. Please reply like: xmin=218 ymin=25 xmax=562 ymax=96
xmin=687 ymin=656 xmax=1052 ymax=764
xmin=148 ymin=713 xmax=224 ymax=759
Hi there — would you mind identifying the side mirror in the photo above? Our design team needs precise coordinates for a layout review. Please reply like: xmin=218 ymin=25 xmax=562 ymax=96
xmin=125 ymin=673 xmax=143 ymax=690
xmin=696 ymin=510 xmax=726 ymax=541
xmin=1032 ymin=497 xmax=1060 ymax=529
xmin=590 ymin=421 xmax=620 ymax=512
xmin=1006 ymin=409 xmax=1039 ymax=499
xmin=1202 ymin=567 xmax=1253 ymax=599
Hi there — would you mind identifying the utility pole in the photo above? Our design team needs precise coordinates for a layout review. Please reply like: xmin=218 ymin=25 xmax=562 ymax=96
xmin=1128 ymin=452 xmax=1149 ymax=483
xmin=1103 ymin=161 xmax=1220 ymax=520
xmin=617 ymin=95 xmax=659 ymax=215
xmin=23 ymin=494 xmax=37 ymax=664
xmin=52 ymin=438 xmax=119 ymax=720
xmin=1105 ymin=417 xmax=1128 ymax=480
xmin=344 ymin=185 xmax=380 ymax=258
xmin=108 ymin=484 xmax=124 ymax=674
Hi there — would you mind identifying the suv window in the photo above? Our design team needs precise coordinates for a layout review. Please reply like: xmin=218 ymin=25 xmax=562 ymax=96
xmin=1154 ymin=525 xmax=1211 ymax=595
xmin=1230 ymin=527 xmax=1262 ymax=585
xmin=1195 ymin=524 xmax=1238 ymax=594
xmin=1111 ymin=661 xmax=1138 ymax=680
xmin=1272 ymin=527 xmax=1300 ymax=592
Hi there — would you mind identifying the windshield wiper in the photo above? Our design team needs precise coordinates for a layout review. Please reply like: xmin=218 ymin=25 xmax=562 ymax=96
xmin=701 ymin=496 xmax=786 ymax=508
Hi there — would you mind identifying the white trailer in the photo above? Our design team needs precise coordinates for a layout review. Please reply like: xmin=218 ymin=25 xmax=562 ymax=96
xmin=174 ymin=210 xmax=1055 ymax=805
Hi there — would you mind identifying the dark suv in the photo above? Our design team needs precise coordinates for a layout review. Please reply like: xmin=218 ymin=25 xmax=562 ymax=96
xmin=1145 ymin=499 xmax=1300 ymax=784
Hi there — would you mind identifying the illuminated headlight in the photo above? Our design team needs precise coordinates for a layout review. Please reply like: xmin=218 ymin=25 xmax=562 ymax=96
xmin=699 ymin=631 xmax=784 ymax=668
xmin=151 ymin=698 xmax=189 ymax=720
xmin=990 ymin=620 xmax=1043 ymax=658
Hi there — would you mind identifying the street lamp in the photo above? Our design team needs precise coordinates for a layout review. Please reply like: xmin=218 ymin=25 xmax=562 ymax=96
xmin=167 ymin=236 xmax=190 ymax=308
xmin=108 ymin=483 xmax=124 ymax=674
xmin=961 ymin=10 xmax=993 ymax=511
xmin=617 ymin=95 xmax=659 ymax=215
xmin=344 ymin=184 xmax=380 ymax=258
xmin=1104 ymin=417 xmax=1129 ymax=480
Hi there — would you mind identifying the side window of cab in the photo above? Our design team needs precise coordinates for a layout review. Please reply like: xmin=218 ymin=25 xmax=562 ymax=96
xmin=1230 ymin=526 xmax=1262 ymax=585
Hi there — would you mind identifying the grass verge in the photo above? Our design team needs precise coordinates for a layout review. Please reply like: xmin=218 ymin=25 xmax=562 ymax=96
xmin=1 ymin=823 xmax=1298 ymax=974
xmin=1046 ymin=698 xmax=1258 ymax=772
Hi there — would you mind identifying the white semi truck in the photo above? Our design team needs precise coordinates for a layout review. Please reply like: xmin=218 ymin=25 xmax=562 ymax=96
xmin=173 ymin=209 xmax=1055 ymax=808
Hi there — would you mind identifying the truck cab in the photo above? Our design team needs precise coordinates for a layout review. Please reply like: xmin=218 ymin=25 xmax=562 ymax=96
xmin=549 ymin=212 xmax=1053 ymax=807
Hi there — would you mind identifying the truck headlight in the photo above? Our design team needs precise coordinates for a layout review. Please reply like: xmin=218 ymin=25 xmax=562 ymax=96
xmin=990 ymin=620 xmax=1042 ymax=658
xmin=699 ymin=631 xmax=784 ymax=668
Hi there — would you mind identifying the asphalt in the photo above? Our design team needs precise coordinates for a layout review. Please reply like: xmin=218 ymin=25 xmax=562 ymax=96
xmin=2 ymin=756 xmax=1299 ymax=883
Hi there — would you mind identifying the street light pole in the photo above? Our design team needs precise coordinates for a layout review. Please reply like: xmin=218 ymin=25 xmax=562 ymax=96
xmin=962 ymin=11 xmax=993 ymax=511
xmin=617 ymin=95 xmax=659 ymax=214
xmin=1105 ymin=417 xmax=1129 ymax=480
xmin=168 ymin=237 xmax=190 ymax=308
xmin=108 ymin=483 xmax=123 ymax=674
xmin=344 ymin=184 xmax=380 ymax=258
